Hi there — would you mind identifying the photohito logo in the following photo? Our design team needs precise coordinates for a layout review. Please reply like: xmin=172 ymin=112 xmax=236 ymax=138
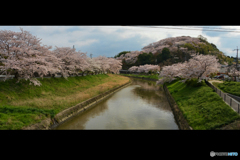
xmin=210 ymin=151 xmax=215 ymax=157
xmin=210 ymin=151 xmax=238 ymax=157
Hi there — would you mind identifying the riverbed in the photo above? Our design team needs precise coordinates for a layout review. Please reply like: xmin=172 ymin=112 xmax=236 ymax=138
xmin=54 ymin=78 xmax=179 ymax=129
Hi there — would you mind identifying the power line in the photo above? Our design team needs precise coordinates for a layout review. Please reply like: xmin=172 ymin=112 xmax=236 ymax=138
xmin=181 ymin=26 xmax=240 ymax=31
xmin=78 ymin=26 xmax=240 ymax=41
xmin=122 ymin=26 xmax=240 ymax=33
xmin=154 ymin=26 xmax=240 ymax=31
xmin=125 ymin=25 xmax=240 ymax=31
xmin=121 ymin=25 xmax=240 ymax=33
xmin=118 ymin=26 xmax=240 ymax=40
xmin=93 ymin=26 xmax=240 ymax=35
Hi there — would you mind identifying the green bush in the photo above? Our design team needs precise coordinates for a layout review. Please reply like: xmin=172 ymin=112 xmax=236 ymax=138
xmin=217 ymin=81 xmax=240 ymax=96
xmin=218 ymin=85 xmax=225 ymax=90
xmin=185 ymin=78 xmax=204 ymax=87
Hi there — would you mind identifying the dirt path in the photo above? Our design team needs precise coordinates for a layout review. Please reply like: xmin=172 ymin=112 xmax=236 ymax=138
xmin=208 ymin=80 xmax=224 ymax=84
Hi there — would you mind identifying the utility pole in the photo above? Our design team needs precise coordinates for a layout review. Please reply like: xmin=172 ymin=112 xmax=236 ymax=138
xmin=73 ymin=45 xmax=74 ymax=49
xmin=233 ymin=46 xmax=239 ymax=70
xmin=90 ymin=53 xmax=93 ymax=59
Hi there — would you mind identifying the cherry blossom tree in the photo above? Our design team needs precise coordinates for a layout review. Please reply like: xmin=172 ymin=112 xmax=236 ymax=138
xmin=187 ymin=54 xmax=221 ymax=81
xmin=0 ymin=28 xmax=61 ymax=86
xmin=84 ymin=57 xmax=101 ymax=75
xmin=108 ymin=58 xmax=122 ymax=74
xmin=52 ymin=46 xmax=90 ymax=78
xmin=0 ymin=28 xmax=124 ymax=86
xmin=228 ymin=65 xmax=240 ymax=81
xmin=116 ymin=51 xmax=143 ymax=64
xmin=94 ymin=56 xmax=110 ymax=74
xmin=156 ymin=63 xmax=184 ymax=85
xmin=143 ymin=64 xmax=160 ymax=73
xmin=83 ymin=56 xmax=122 ymax=75
xmin=128 ymin=66 xmax=139 ymax=73
xmin=142 ymin=36 xmax=201 ymax=55
xmin=128 ymin=64 xmax=160 ymax=74
xmin=157 ymin=54 xmax=221 ymax=85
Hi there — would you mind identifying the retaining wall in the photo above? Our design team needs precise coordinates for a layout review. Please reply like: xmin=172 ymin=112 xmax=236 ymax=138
xmin=21 ymin=80 xmax=132 ymax=130
xmin=163 ymin=84 xmax=192 ymax=130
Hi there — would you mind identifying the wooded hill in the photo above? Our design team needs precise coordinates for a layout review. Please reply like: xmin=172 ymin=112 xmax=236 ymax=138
xmin=115 ymin=35 xmax=234 ymax=70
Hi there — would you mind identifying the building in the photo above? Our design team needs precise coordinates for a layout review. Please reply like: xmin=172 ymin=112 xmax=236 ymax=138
xmin=219 ymin=65 xmax=228 ymax=74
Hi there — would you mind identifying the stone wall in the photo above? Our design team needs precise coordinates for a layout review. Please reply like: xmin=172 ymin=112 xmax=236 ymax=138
xmin=163 ymin=84 xmax=192 ymax=130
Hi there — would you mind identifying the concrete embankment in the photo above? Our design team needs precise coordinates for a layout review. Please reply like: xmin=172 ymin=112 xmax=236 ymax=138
xmin=22 ymin=80 xmax=132 ymax=130
xmin=163 ymin=84 xmax=192 ymax=130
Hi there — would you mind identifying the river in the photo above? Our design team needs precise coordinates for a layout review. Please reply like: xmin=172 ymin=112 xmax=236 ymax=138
xmin=54 ymin=78 xmax=179 ymax=130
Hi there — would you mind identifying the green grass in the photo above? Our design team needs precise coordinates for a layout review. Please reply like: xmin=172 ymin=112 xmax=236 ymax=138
xmin=166 ymin=80 xmax=240 ymax=130
xmin=120 ymin=73 xmax=160 ymax=80
xmin=0 ymin=74 xmax=109 ymax=104
xmin=0 ymin=105 xmax=56 ymax=130
xmin=212 ymin=81 xmax=240 ymax=96
xmin=0 ymin=74 xmax=130 ymax=129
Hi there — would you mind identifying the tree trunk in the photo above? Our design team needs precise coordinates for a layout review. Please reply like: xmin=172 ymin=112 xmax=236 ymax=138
xmin=14 ymin=71 xmax=19 ymax=80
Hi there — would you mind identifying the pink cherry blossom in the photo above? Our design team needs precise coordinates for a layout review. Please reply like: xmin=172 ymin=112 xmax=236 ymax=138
xmin=0 ymin=28 xmax=123 ymax=86
xmin=128 ymin=64 xmax=160 ymax=74
xmin=157 ymin=54 xmax=221 ymax=85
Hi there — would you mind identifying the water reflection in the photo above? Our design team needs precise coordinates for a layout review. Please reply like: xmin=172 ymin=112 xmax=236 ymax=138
xmin=54 ymin=78 xmax=179 ymax=130
xmin=130 ymin=79 xmax=172 ymax=112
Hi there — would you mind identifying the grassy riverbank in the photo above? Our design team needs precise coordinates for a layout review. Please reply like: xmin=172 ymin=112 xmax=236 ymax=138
xmin=212 ymin=81 xmax=240 ymax=96
xmin=0 ymin=74 xmax=130 ymax=129
xmin=165 ymin=80 xmax=240 ymax=130
xmin=120 ymin=73 xmax=159 ymax=80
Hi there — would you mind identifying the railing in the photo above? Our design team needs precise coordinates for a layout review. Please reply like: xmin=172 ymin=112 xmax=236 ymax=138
xmin=205 ymin=80 xmax=240 ymax=114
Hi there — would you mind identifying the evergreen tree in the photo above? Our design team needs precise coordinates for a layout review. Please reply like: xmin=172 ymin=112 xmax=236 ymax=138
xmin=161 ymin=48 xmax=171 ymax=61
xmin=137 ymin=52 xmax=154 ymax=65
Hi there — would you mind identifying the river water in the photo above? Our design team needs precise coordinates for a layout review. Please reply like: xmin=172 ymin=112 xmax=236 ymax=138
xmin=54 ymin=78 xmax=179 ymax=130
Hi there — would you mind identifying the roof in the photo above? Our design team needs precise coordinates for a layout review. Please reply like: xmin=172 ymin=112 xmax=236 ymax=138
xmin=221 ymin=65 xmax=228 ymax=67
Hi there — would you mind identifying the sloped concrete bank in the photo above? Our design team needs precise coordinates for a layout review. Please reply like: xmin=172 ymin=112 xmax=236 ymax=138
xmin=22 ymin=80 xmax=132 ymax=130
xmin=163 ymin=84 xmax=192 ymax=130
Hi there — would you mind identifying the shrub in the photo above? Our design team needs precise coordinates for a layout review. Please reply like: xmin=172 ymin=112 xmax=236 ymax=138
xmin=174 ymin=89 xmax=178 ymax=93
xmin=185 ymin=78 xmax=204 ymax=87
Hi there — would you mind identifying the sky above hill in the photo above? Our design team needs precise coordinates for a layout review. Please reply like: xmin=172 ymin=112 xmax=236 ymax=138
xmin=1 ymin=25 xmax=240 ymax=58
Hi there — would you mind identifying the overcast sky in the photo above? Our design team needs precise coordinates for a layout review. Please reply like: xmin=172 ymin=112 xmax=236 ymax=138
xmin=1 ymin=25 xmax=240 ymax=58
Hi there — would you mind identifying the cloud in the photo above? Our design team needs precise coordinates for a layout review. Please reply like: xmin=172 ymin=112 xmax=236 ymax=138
xmin=222 ymin=48 xmax=236 ymax=57
xmin=74 ymin=39 xmax=99 ymax=47
xmin=1 ymin=25 xmax=240 ymax=58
